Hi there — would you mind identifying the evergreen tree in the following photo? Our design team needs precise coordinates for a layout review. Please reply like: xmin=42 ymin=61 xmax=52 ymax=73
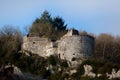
xmin=30 ymin=10 xmax=54 ymax=38
xmin=53 ymin=16 xmax=67 ymax=31
xmin=30 ymin=10 xmax=68 ymax=40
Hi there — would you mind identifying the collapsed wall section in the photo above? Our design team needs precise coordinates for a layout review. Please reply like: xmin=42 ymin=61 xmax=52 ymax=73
xmin=46 ymin=42 xmax=58 ymax=56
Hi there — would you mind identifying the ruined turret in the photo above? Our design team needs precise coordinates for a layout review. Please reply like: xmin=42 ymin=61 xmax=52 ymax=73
xmin=58 ymin=29 xmax=94 ymax=66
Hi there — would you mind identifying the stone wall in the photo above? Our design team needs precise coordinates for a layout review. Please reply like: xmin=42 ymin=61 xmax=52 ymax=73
xmin=22 ymin=29 xmax=94 ymax=66
xmin=22 ymin=36 xmax=50 ymax=57
xmin=46 ymin=42 xmax=58 ymax=56
xmin=58 ymin=35 xmax=94 ymax=63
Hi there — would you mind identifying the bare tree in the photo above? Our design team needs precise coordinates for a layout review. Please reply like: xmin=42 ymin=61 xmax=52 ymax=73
xmin=95 ymin=33 xmax=114 ymax=59
xmin=0 ymin=25 xmax=22 ymax=58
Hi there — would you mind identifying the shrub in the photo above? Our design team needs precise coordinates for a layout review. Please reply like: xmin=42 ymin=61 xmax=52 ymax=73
xmin=48 ymin=55 xmax=57 ymax=66
xmin=60 ymin=60 xmax=68 ymax=68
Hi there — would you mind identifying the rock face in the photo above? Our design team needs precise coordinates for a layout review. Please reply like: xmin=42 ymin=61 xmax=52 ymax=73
xmin=22 ymin=29 xmax=94 ymax=66
xmin=107 ymin=69 xmax=120 ymax=79
xmin=83 ymin=64 xmax=120 ymax=79
xmin=83 ymin=64 xmax=96 ymax=78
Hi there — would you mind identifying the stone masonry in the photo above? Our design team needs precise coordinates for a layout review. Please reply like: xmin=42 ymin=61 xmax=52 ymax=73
xmin=22 ymin=29 xmax=94 ymax=66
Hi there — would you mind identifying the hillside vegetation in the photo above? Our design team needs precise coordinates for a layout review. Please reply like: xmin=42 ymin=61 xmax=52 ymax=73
xmin=0 ymin=11 xmax=120 ymax=80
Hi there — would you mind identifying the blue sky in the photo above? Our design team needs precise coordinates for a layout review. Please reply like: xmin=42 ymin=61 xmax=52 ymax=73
xmin=0 ymin=0 xmax=120 ymax=35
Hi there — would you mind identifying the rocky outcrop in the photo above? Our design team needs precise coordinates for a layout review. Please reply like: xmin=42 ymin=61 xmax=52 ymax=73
xmin=83 ymin=64 xmax=120 ymax=79
xmin=83 ymin=64 xmax=96 ymax=78
xmin=0 ymin=65 xmax=44 ymax=80
xmin=106 ymin=69 xmax=120 ymax=79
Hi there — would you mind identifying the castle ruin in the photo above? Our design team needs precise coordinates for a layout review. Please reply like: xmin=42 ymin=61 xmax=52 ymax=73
xmin=22 ymin=29 xmax=94 ymax=66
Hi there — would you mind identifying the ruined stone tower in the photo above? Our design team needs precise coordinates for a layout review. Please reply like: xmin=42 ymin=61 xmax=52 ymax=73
xmin=58 ymin=29 xmax=94 ymax=66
